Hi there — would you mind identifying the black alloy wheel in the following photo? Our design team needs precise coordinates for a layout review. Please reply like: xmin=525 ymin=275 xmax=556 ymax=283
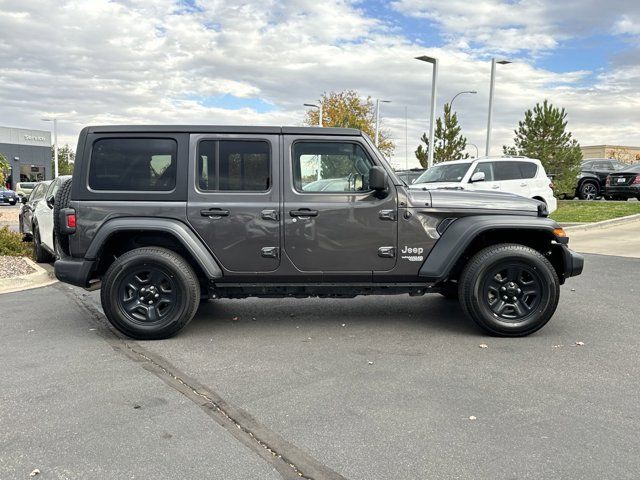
xmin=458 ymin=243 xmax=560 ymax=337
xmin=482 ymin=262 xmax=543 ymax=321
xmin=579 ymin=182 xmax=598 ymax=200
xmin=117 ymin=266 xmax=179 ymax=324
xmin=101 ymin=247 xmax=200 ymax=339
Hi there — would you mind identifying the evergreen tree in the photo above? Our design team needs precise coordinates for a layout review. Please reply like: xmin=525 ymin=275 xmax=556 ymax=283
xmin=415 ymin=103 xmax=469 ymax=167
xmin=0 ymin=153 xmax=10 ymax=188
xmin=503 ymin=100 xmax=582 ymax=196
xmin=51 ymin=144 xmax=75 ymax=176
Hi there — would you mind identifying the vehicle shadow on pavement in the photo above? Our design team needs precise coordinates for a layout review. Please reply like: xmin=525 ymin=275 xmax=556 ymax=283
xmin=186 ymin=294 xmax=479 ymax=338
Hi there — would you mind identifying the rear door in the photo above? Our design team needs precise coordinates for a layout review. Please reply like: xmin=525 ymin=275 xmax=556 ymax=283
xmin=187 ymin=134 xmax=281 ymax=273
xmin=282 ymin=136 xmax=397 ymax=275
xmin=494 ymin=161 xmax=531 ymax=198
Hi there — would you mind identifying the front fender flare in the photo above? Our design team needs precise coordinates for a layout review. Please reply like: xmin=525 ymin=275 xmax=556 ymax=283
xmin=419 ymin=215 xmax=560 ymax=282
xmin=85 ymin=217 xmax=223 ymax=279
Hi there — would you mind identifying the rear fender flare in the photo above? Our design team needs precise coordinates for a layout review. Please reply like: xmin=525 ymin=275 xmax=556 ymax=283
xmin=86 ymin=217 xmax=223 ymax=279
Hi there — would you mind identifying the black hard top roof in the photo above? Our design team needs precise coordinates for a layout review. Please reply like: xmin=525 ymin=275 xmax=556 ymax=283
xmin=83 ymin=125 xmax=362 ymax=136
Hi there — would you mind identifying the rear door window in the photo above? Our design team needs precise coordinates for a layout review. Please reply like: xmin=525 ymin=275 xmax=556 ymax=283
xmin=493 ymin=161 xmax=524 ymax=181
xmin=89 ymin=138 xmax=177 ymax=191
xmin=518 ymin=162 xmax=538 ymax=179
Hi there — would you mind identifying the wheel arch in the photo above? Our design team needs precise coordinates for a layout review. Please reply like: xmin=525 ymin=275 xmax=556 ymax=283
xmin=419 ymin=215 xmax=566 ymax=284
xmin=87 ymin=218 xmax=223 ymax=284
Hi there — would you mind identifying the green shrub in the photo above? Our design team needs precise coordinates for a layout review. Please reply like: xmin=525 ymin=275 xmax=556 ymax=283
xmin=0 ymin=225 xmax=32 ymax=257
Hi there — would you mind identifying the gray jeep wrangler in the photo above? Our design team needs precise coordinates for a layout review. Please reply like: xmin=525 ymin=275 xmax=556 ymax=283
xmin=54 ymin=126 xmax=583 ymax=339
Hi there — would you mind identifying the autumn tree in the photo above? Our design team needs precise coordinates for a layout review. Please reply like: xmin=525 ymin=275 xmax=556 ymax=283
xmin=503 ymin=100 xmax=582 ymax=195
xmin=303 ymin=90 xmax=395 ymax=157
xmin=415 ymin=103 xmax=469 ymax=167
xmin=0 ymin=153 xmax=10 ymax=187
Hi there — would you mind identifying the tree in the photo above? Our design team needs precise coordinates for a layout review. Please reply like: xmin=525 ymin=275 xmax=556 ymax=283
xmin=304 ymin=90 xmax=395 ymax=157
xmin=606 ymin=147 xmax=632 ymax=163
xmin=503 ymin=100 xmax=582 ymax=196
xmin=0 ymin=153 xmax=10 ymax=188
xmin=52 ymin=144 xmax=75 ymax=176
xmin=415 ymin=103 xmax=469 ymax=167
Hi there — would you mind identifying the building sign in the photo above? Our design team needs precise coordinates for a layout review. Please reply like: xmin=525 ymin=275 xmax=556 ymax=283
xmin=24 ymin=135 xmax=47 ymax=142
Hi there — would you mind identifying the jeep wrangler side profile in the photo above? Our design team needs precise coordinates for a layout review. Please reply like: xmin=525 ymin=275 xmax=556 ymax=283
xmin=54 ymin=126 xmax=583 ymax=339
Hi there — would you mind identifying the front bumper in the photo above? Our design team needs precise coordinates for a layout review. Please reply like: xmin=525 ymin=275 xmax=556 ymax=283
xmin=54 ymin=257 xmax=97 ymax=288
xmin=604 ymin=185 xmax=640 ymax=198
xmin=561 ymin=245 xmax=584 ymax=279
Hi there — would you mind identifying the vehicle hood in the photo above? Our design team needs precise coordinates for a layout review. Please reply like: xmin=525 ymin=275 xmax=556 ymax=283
xmin=407 ymin=188 xmax=545 ymax=215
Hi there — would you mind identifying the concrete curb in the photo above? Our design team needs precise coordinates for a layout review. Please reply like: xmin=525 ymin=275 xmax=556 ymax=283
xmin=0 ymin=258 xmax=57 ymax=294
xmin=564 ymin=213 xmax=640 ymax=232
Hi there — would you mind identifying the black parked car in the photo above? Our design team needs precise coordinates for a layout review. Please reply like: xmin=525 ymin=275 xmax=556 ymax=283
xmin=575 ymin=159 xmax=627 ymax=200
xmin=605 ymin=163 xmax=640 ymax=200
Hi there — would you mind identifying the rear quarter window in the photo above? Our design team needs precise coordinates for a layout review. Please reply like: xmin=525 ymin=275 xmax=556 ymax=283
xmin=88 ymin=138 xmax=177 ymax=191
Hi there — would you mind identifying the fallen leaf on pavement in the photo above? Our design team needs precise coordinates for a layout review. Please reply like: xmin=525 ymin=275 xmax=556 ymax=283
xmin=469 ymin=416 xmax=477 ymax=421
xmin=232 ymin=316 xmax=239 ymax=321
xmin=479 ymin=344 xmax=488 ymax=349
xmin=368 ymin=361 xmax=374 ymax=365
xmin=575 ymin=341 xmax=585 ymax=346
xmin=30 ymin=469 xmax=40 ymax=477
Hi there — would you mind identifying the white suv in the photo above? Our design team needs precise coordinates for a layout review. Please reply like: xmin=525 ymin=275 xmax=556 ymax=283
xmin=411 ymin=157 xmax=557 ymax=213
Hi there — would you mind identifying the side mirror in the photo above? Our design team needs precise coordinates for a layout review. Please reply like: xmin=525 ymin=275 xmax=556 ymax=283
xmin=368 ymin=166 xmax=388 ymax=191
xmin=470 ymin=171 xmax=485 ymax=183
xmin=21 ymin=196 xmax=28 ymax=204
xmin=46 ymin=195 xmax=55 ymax=209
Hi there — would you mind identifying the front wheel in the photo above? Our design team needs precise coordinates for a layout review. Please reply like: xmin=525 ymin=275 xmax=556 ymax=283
xmin=458 ymin=244 xmax=560 ymax=337
xmin=101 ymin=247 xmax=201 ymax=340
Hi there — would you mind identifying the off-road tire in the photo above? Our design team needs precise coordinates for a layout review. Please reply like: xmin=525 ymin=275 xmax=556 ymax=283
xmin=53 ymin=178 xmax=73 ymax=257
xmin=32 ymin=224 xmax=54 ymax=263
xmin=578 ymin=181 xmax=599 ymax=200
xmin=458 ymin=243 xmax=560 ymax=337
xmin=101 ymin=247 xmax=200 ymax=340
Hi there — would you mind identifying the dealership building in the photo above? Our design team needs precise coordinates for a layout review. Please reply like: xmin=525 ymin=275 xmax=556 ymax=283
xmin=0 ymin=125 xmax=52 ymax=189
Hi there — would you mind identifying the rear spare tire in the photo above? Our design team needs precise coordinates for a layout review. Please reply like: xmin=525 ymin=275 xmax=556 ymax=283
xmin=53 ymin=178 xmax=73 ymax=257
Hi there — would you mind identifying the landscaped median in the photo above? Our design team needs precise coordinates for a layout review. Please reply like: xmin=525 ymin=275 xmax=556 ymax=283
xmin=550 ymin=200 xmax=640 ymax=224
xmin=0 ymin=226 xmax=56 ymax=294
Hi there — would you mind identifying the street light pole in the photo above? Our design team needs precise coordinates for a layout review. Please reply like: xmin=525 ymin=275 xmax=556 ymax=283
xmin=468 ymin=143 xmax=479 ymax=158
xmin=374 ymin=99 xmax=391 ymax=147
xmin=42 ymin=117 xmax=59 ymax=178
xmin=303 ymin=103 xmax=323 ymax=126
xmin=444 ymin=90 xmax=477 ymax=159
xmin=485 ymin=59 xmax=511 ymax=156
xmin=416 ymin=55 xmax=438 ymax=168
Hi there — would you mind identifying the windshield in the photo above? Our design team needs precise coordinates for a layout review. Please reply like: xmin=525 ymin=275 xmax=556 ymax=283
xmin=621 ymin=163 xmax=640 ymax=172
xmin=414 ymin=162 xmax=471 ymax=183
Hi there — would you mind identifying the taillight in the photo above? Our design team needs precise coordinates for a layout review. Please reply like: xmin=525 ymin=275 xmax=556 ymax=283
xmin=633 ymin=176 xmax=640 ymax=185
xmin=606 ymin=176 xmax=611 ymax=186
xmin=66 ymin=213 xmax=76 ymax=228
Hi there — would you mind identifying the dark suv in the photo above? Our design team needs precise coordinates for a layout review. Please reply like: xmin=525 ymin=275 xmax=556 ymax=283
xmin=576 ymin=158 xmax=627 ymax=200
xmin=54 ymin=126 xmax=583 ymax=339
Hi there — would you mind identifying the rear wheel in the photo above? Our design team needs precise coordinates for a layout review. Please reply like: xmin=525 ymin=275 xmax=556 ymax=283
xmin=32 ymin=225 xmax=54 ymax=263
xmin=458 ymin=243 xmax=560 ymax=337
xmin=53 ymin=178 xmax=73 ymax=257
xmin=578 ymin=181 xmax=598 ymax=200
xmin=101 ymin=247 xmax=200 ymax=340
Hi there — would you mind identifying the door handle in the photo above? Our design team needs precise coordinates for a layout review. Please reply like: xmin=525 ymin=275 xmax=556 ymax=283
xmin=520 ymin=183 xmax=527 ymax=187
xmin=491 ymin=185 xmax=500 ymax=189
xmin=200 ymin=208 xmax=230 ymax=217
xmin=290 ymin=209 xmax=318 ymax=217
xmin=261 ymin=209 xmax=279 ymax=221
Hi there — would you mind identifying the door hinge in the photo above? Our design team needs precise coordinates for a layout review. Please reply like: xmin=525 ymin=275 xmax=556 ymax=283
xmin=261 ymin=247 xmax=279 ymax=258
xmin=379 ymin=209 xmax=396 ymax=221
xmin=377 ymin=246 xmax=396 ymax=258
xmin=261 ymin=209 xmax=279 ymax=221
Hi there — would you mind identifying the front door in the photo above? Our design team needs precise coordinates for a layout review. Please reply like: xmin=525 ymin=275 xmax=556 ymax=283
xmin=283 ymin=137 xmax=397 ymax=274
xmin=187 ymin=134 xmax=280 ymax=273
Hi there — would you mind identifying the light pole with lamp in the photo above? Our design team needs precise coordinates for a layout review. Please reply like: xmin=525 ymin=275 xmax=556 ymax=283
xmin=444 ymin=90 xmax=477 ymax=159
xmin=485 ymin=59 xmax=511 ymax=156
xmin=303 ymin=103 xmax=323 ymax=127
xmin=467 ymin=143 xmax=479 ymax=158
xmin=374 ymin=99 xmax=391 ymax=147
xmin=41 ymin=117 xmax=59 ymax=178
xmin=415 ymin=55 xmax=438 ymax=168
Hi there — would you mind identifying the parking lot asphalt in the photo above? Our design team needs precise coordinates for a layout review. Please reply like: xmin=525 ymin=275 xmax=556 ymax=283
xmin=2 ymin=253 xmax=640 ymax=479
